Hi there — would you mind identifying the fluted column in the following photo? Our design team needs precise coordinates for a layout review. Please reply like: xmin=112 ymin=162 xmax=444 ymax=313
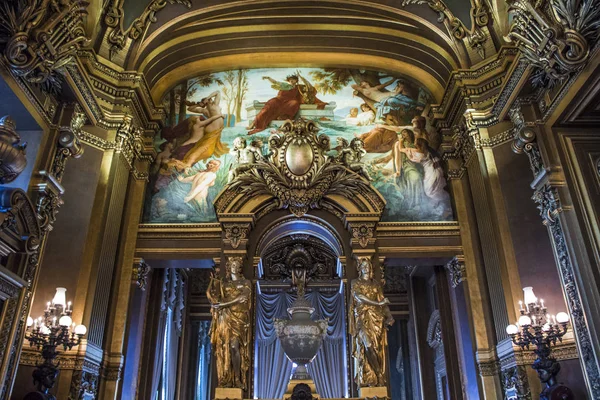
xmin=97 ymin=131 xmax=153 ymax=398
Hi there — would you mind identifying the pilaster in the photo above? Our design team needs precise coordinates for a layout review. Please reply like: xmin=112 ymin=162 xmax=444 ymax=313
xmin=445 ymin=118 xmax=506 ymax=399
xmin=511 ymin=102 xmax=600 ymax=398
xmin=4 ymin=104 xmax=86 ymax=399
xmin=68 ymin=116 xmax=156 ymax=399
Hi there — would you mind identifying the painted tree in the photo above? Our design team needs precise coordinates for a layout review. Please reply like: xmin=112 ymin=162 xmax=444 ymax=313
xmin=220 ymin=70 xmax=237 ymax=127
xmin=234 ymin=69 xmax=249 ymax=123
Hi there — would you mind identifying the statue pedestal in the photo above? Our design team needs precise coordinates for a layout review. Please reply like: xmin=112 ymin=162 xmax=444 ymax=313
xmin=283 ymin=378 xmax=320 ymax=399
xmin=214 ymin=387 xmax=243 ymax=399
xmin=359 ymin=386 xmax=389 ymax=398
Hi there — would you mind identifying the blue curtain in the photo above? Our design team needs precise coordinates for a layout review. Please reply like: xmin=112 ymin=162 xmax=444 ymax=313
xmin=254 ymin=288 xmax=347 ymax=399
xmin=196 ymin=321 xmax=212 ymax=400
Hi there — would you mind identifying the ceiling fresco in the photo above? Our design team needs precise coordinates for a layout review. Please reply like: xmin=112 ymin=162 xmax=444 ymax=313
xmin=143 ymin=67 xmax=454 ymax=224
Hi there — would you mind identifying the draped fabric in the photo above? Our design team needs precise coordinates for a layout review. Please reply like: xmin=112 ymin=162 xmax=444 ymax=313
xmin=151 ymin=271 xmax=170 ymax=400
xmin=254 ymin=288 xmax=347 ymax=399
xmin=152 ymin=269 xmax=186 ymax=400
xmin=196 ymin=321 xmax=212 ymax=400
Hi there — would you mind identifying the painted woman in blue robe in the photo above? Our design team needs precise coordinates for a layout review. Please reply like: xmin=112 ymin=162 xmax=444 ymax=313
xmin=374 ymin=81 xmax=423 ymax=122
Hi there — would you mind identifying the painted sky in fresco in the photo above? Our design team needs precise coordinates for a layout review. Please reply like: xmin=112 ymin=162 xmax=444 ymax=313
xmin=144 ymin=67 xmax=452 ymax=224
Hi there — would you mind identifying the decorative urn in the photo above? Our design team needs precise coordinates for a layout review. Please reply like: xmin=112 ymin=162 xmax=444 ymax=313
xmin=275 ymin=285 xmax=328 ymax=380
xmin=0 ymin=116 xmax=27 ymax=184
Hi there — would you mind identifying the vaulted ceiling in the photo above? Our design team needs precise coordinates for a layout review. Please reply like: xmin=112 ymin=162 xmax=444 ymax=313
xmin=92 ymin=0 xmax=504 ymax=104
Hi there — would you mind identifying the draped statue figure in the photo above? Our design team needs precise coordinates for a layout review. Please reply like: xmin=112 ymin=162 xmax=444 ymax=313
xmin=207 ymin=257 xmax=252 ymax=389
xmin=349 ymin=256 xmax=394 ymax=387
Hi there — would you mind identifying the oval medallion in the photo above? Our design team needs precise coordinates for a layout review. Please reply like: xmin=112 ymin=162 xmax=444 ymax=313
xmin=285 ymin=140 xmax=313 ymax=176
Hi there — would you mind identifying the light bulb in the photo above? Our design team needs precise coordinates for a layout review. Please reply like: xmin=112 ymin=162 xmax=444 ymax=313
xmin=40 ymin=325 xmax=51 ymax=335
xmin=59 ymin=315 xmax=72 ymax=327
xmin=506 ymin=324 xmax=519 ymax=335
xmin=74 ymin=324 xmax=87 ymax=336
xmin=556 ymin=312 xmax=570 ymax=324
xmin=52 ymin=287 xmax=67 ymax=309
xmin=518 ymin=315 xmax=532 ymax=326
xmin=26 ymin=317 xmax=33 ymax=327
xmin=522 ymin=287 xmax=537 ymax=305
xmin=542 ymin=323 xmax=551 ymax=332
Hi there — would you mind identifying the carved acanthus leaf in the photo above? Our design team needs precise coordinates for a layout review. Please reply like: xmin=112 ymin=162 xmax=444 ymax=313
xmin=506 ymin=0 xmax=600 ymax=88
xmin=227 ymin=119 xmax=378 ymax=217
xmin=0 ymin=0 xmax=90 ymax=87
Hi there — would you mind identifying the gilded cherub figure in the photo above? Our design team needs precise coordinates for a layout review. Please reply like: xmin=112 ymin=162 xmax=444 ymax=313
xmin=337 ymin=138 xmax=371 ymax=180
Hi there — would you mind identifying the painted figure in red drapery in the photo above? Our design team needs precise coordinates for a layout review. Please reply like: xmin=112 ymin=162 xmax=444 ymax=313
xmin=247 ymin=73 xmax=327 ymax=135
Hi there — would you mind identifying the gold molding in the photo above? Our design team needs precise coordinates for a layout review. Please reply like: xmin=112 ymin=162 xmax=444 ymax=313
xmin=138 ymin=23 xmax=458 ymax=73
xmin=151 ymin=52 xmax=446 ymax=104
xmin=137 ymin=0 xmax=460 ymax=58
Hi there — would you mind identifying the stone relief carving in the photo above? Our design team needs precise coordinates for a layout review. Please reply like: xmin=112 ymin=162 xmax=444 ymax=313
xmin=506 ymin=0 xmax=600 ymax=88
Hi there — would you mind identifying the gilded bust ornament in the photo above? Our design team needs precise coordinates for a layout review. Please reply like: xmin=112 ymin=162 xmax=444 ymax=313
xmin=349 ymin=256 xmax=394 ymax=387
xmin=206 ymin=257 xmax=252 ymax=389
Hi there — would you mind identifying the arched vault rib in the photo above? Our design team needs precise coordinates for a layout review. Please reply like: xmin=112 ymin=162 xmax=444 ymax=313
xmin=134 ymin=0 xmax=465 ymax=103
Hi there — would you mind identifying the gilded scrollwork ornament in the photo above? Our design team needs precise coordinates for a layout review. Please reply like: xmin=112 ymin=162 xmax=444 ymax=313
xmin=349 ymin=222 xmax=376 ymax=248
xmin=506 ymin=0 xmax=600 ymax=88
xmin=401 ymin=0 xmax=490 ymax=58
xmin=223 ymin=223 xmax=250 ymax=249
xmin=0 ymin=0 xmax=90 ymax=88
xmin=115 ymin=115 xmax=155 ymax=180
xmin=105 ymin=0 xmax=192 ymax=54
xmin=226 ymin=119 xmax=378 ymax=217
xmin=132 ymin=259 xmax=151 ymax=291
xmin=445 ymin=255 xmax=466 ymax=288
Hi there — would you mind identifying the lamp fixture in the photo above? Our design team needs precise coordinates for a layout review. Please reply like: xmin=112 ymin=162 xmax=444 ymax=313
xmin=506 ymin=286 xmax=573 ymax=400
xmin=24 ymin=287 xmax=86 ymax=400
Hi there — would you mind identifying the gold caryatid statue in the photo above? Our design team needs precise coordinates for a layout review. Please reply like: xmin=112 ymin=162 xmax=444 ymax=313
xmin=207 ymin=256 xmax=252 ymax=389
xmin=349 ymin=256 xmax=394 ymax=387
